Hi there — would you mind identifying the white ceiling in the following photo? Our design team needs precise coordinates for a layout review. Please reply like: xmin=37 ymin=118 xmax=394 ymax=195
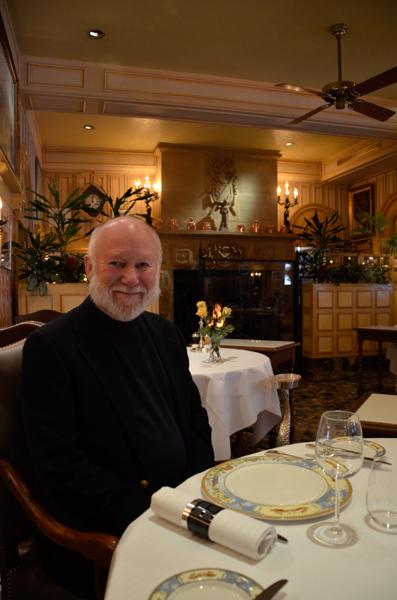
xmin=4 ymin=0 xmax=397 ymax=169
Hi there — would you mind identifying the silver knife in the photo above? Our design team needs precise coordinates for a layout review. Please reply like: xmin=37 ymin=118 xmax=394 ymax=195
xmin=305 ymin=443 xmax=391 ymax=465
xmin=255 ymin=579 xmax=288 ymax=600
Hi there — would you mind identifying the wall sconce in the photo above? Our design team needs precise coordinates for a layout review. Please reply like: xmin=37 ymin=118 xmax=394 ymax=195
xmin=277 ymin=182 xmax=298 ymax=233
xmin=134 ymin=176 xmax=160 ymax=200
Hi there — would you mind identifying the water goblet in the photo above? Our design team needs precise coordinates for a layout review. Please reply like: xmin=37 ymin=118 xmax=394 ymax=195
xmin=366 ymin=458 xmax=397 ymax=531
xmin=313 ymin=410 xmax=364 ymax=547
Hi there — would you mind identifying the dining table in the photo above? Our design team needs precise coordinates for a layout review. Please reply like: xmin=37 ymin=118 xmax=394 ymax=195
xmin=187 ymin=347 xmax=281 ymax=462
xmin=104 ymin=438 xmax=397 ymax=600
xmin=220 ymin=339 xmax=300 ymax=374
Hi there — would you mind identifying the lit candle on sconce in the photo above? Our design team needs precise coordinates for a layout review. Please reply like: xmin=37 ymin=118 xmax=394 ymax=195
xmin=135 ymin=179 xmax=141 ymax=190
xmin=277 ymin=182 xmax=298 ymax=233
xmin=144 ymin=175 xmax=151 ymax=191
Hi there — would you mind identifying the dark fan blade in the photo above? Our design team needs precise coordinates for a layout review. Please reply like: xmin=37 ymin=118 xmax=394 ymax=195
xmin=288 ymin=104 xmax=330 ymax=125
xmin=354 ymin=66 xmax=397 ymax=96
xmin=276 ymin=83 xmax=323 ymax=97
xmin=350 ymin=99 xmax=395 ymax=122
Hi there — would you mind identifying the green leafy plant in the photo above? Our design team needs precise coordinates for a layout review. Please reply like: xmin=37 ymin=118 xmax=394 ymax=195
xmin=90 ymin=182 xmax=158 ymax=225
xmin=11 ymin=229 xmax=63 ymax=296
xmin=295 ymin=209 xmax=395 ymax=286
xmin=12 ymin=179 xmax=91 ymax=295
xmin=293 ymin=211 xmax=347 ymax=283
xmin=355 ymin=211 xmax=397 ymax=269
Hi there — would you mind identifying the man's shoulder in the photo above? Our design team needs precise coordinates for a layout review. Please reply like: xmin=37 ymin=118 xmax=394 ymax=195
xmin=30 ymin=298 xmax=90 ymax=339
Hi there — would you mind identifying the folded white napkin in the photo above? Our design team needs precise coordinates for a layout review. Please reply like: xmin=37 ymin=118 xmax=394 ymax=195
xmin=150 ymin=486 xmax=277 ymax=561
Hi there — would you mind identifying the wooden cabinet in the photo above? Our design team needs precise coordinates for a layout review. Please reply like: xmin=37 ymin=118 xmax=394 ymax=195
xmin=301 ymin=283 xmax=394 ymax=359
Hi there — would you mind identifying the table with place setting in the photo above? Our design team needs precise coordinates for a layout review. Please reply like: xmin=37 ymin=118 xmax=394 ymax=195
xmin=187 ymin=347 xmax=282 ymax=462
xmin=104 ymin=437 xmax=397 ymax=600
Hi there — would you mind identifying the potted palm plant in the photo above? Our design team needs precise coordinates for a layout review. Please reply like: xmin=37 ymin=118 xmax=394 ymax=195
xmin=14 ymin=179 xmax=91 ymax=296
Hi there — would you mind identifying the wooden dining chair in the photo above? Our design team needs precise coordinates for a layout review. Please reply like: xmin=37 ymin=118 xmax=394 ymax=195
xmin=15 ymin=309 xmax=62 ymax=324
xmin=0 ymin=338 xmax=119 ymax=600
xmin=0 ymin=322 xmax=42 ymax=347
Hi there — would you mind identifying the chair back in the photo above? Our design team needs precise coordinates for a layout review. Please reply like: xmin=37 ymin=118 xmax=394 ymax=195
xmin=0 ymin=322 xmax=42 ymax=347
xmin=0 ymin=340 xmax=34 ymax=547
xmin=16 ymin=310 xmax=62 ymax=324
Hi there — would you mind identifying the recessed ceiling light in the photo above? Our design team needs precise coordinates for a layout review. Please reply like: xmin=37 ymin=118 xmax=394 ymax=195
xmin=285 ymin=142 xmax=294 ymax=146
xmin=89 ymin=29 xmax=105 ymax=39
xmin=84 ymin=125 xmax=95 ymax=130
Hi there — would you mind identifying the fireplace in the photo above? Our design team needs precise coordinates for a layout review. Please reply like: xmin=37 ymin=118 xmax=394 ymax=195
xmin=158 ymin=230 xmax=298 ymax=343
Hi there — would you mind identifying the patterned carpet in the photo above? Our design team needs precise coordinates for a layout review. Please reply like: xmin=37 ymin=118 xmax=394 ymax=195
xmin=231 ymin=367 xmax=397 ymax=456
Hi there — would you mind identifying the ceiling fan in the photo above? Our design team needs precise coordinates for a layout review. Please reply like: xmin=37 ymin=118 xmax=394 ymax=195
xmin=276 ymin=23 xmax=397 ymax=125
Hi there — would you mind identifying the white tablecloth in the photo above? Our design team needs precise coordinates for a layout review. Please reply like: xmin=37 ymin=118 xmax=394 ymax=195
xmin=105 ymin=439 xmax=397 ymax=600
xmin=188 ymin=347 xmax=281 ymax=461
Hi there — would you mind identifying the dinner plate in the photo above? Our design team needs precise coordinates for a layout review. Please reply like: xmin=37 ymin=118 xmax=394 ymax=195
xmin=201 ymin=455 xmax=352 ymax=521
xmin=148 ymin=568 xmax=263 ymax=599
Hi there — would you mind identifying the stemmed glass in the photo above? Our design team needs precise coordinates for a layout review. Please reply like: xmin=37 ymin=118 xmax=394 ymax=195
xmin=314 ymin=410 xmax=364 ymax=546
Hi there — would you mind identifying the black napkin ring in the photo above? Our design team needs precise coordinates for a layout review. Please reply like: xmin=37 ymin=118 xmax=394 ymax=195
xmin=182 ymin=498 xmax=224 ymax=539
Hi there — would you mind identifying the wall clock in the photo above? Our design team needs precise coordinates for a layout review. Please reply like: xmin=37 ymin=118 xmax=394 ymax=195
xmin=82 ymin=185 xmax=106 ymax=216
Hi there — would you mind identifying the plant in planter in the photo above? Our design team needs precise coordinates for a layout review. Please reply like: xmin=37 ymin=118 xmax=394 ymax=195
xmin=295 ymin=209 xmax=396 ymax=286
xmin=13 ymin=179 xmax=91 ymax=295
xmin=293 ymin=210 xmax=347 ymax=283
xmin=354 ymin=211 xmax=397 ymax=271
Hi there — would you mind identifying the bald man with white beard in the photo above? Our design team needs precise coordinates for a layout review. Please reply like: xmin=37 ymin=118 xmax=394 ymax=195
xmin=20 ymin=216 xmax=214 ymax=599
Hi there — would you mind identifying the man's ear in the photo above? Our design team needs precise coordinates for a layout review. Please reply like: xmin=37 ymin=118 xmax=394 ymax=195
xmin=84 ymin=255 xmax=93 ymax=282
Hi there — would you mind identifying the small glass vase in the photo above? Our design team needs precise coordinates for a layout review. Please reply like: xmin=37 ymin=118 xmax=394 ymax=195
xmin=208 ymin=341 xmax=222 ymax=363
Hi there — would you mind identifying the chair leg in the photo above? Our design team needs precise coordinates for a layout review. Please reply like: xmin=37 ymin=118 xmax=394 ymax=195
xmin=94 ymin=563 xmax=109 ymax=600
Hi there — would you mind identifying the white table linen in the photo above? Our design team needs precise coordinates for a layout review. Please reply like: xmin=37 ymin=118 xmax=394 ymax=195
xmin=105 ymin=439 xmax=397 ymax=600
xmin=188 ymin=347 xmax=281 ymax=461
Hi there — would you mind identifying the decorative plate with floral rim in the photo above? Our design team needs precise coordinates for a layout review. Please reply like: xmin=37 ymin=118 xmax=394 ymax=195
xmin=148 ymin=568 xmax=264 ymax=599
xmin=201 ymin=454 xmax=352 ymax=521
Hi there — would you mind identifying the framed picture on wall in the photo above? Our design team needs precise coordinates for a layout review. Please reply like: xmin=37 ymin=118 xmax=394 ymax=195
xmin=349 ymin=184 xmax=373 ymax=233
xmin=1 ymin=220 xmax=12 ymax=270
xmin=0 ymin=14 xmax=17 ymax=172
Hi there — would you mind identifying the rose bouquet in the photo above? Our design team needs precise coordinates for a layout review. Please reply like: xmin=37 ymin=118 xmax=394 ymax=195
xmin=196 ymin=301 xmax=235 ymax=360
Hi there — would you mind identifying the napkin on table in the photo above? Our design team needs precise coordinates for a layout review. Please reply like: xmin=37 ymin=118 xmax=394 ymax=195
xmin=150 ymin=486 xmax=277 ymax=561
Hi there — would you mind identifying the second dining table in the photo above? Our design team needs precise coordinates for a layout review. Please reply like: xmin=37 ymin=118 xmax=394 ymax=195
xmin=187 ymin=347 xmax=281 ymax=462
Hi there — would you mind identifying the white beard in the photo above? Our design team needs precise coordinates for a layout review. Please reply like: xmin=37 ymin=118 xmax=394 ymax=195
xmin=88 ymin=275 xmax=160 ymax=322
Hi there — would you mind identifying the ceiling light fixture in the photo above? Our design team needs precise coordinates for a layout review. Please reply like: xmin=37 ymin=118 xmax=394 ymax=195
xmin=89 ymin=29 xmax=105 ymax=39
xmin=84 ymin=125 xmax=95 ymax=130
xmin=285 ymin=142 xmax=294 ymax=146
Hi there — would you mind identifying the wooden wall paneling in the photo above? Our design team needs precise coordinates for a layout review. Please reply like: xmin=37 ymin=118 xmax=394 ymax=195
xmin=386 ymin=169 xmax=396 ymax=197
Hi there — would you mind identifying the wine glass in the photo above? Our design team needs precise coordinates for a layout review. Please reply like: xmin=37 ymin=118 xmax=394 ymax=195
xmin=314 ymin=410 xmax=364 ymax=546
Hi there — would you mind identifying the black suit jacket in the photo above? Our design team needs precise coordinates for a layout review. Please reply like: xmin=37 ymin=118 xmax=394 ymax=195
xmin=20 ymin=297 xmax=214 ymax=537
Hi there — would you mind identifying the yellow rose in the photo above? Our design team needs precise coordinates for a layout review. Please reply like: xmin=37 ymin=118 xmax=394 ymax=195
xmin=222 ymin=306 xmax=232 ymax=318
xmin=196 ymin=307 xmax=208 ymax=318
xmin=196 ymin=301 xmax=207 ymax=310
